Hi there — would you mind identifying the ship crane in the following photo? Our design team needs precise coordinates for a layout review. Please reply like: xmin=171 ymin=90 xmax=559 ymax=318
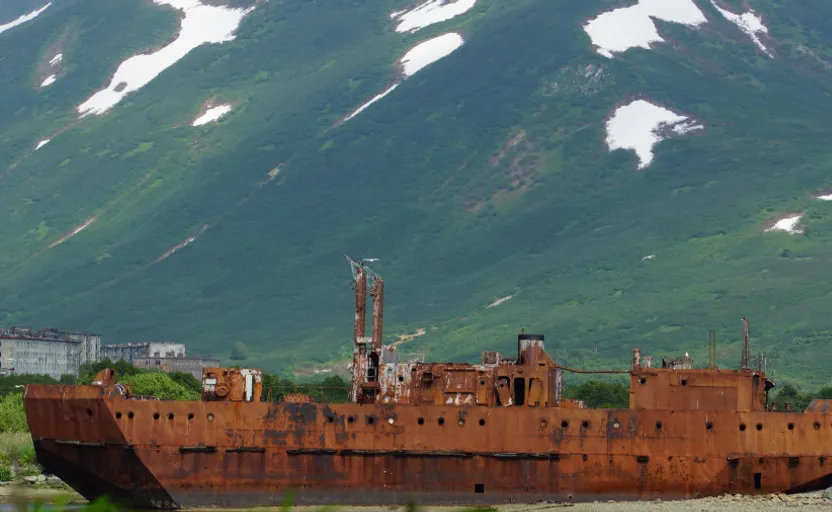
xmin=345 ymin=254 xmax=385 ymax=403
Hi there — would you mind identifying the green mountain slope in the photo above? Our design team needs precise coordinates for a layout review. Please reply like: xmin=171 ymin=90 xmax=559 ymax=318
xmin=2 ymin=0 xmax=832 ymax=387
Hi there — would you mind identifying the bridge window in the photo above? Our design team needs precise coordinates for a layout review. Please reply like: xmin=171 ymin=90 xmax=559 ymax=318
xmin=368 ymin=353 xmax=379 ymax=382
xmin=513 ymin=377 xmax=526 ymax=406
xmin=495 ymin=377 xmax=510 ymax=406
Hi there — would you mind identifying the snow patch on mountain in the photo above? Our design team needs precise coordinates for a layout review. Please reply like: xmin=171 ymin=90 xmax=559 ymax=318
xmin=257 ymin=164 xmax=285 ymax=187
xmin=710 ymin=1 xmax=772 ymax=57
xmin=392 ymin=0 xmax=476 ymax=33
xmin=193 ymin=104 xmax=232 ymax=126
xmin=35 ymin=139 xmax=50 ymax=151
xmin=49 ymin=53 xmax=63 ymax=65
xmin=816 ymin=193 xmax=832 ymax=201
xmin=154 ymin=224 xmax=209 ymax=263
xmin=344 ymin=85 xmax=399 ymax=122
xmin=41 ymin=75 xmax=56 ymax=88
xmin=343 ymin=33 xmax=463 ymax=122
xmin=401 ymin=32 xmax=464 ymax=76
xmin=0 ymin=3 xmax=51 ymax=36
xmin=48 ymin=216 xmax=99 ymax=249
xmin=765 ymin=215 xmax=803 ymax=234
xmin=584 ymin=0 xmax=706 ymax=58
xmin=605 ymin=99 xmax=703 ymax=169
xmin=486 ymin=294 xmax=515 ymax=309
xmin=77 ymin=0 xmax=252 ymax=117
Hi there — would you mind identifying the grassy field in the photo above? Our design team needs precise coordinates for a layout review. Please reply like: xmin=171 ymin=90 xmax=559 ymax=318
xmin=0 ymin=433 xmax=38 ymax=481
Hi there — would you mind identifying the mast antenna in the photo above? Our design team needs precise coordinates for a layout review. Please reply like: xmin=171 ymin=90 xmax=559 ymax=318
xmin=741 ymin=317 xmax=750 ymax=371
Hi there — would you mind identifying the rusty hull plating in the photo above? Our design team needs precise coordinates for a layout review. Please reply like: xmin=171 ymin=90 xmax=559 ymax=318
xmin=22 ymin=256 xmax=832 ymax=509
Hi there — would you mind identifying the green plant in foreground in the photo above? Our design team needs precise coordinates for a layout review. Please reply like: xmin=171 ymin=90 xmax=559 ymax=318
xmin=0 ymin=463 xmax=11 ymax=482
xmin=13 ymin=495 xmax=120 ymax=512
xmin=0 ymin=393 xmax=27 ymax=433
xmin=17 ymin=442 xmax=36 ymax=465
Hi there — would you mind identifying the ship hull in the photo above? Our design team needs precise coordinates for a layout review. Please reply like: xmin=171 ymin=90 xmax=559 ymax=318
xmin=24 ymin=384 xmax=832 ymax=509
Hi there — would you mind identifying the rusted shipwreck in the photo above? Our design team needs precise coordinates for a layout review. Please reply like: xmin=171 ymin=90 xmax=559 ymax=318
xmin=22 ymin=256 xmax=832 ymax=508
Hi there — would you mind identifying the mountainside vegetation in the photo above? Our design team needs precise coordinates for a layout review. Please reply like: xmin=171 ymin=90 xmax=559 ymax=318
xmin=2 ymin=0 xmax=832 ymax=388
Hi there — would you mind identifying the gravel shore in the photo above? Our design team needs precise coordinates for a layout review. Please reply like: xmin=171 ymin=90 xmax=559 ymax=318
xmin=286 ymin=493 xmax=832 ymax=512
xmin=4 ymin=488 xmax=830 ymax=510
xmin=498 ymin=492 xmax=831 ymax=511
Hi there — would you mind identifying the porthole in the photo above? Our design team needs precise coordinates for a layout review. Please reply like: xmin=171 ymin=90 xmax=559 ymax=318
xmin=86 ymin=408 xmax=93 ymax=417
xmin=207 ymin=413 xmax=214 ymax=421
xmin=756 ymin=423 xmax=763 ymax=431
xmin=168 ymin=413 xmax=174 ymax=420
xmin=681 ymin=379 xmax=688 ymax=386
xmin=347 ymin=416 xmax=355 ymax=424
xmin=327 ymin=416 xmax=334 ymax=423
xmin=581 ymin=420 xmax=590 ymax=429
xmin=128 ymin=411 xmax=134 ymax=419
xmin=153 ymin=413 xmax=160 ymax=420
xmin=814 ymin=422 xmax=821 ymax=430
xmin=655 ymin=421 xmax=663 ymax=431
xmin=478 ymin=419 xmax=486 ymax=426
xmin=739 ymin=423 xmax=747 ymax=431
xmin=639 ymin=378 xmax=647 ymax=385
xmin=540 ymin=419 xmax=547 ymax=429
xmin=561 ymin=420 xmax=569 ymax=429
xmin=706 ymin=421 xmax=713 ymax=431
xmin=417 ymin=417 xmax=425 ymax=425
xmin=367 ymin=416 xmax=376 ymax=425
xmin=188 ymin=413 xmax=194 ymax=421
xmin=398 ymin=375 xmax=404 ymax=382
xmin=115 ymin=412 xmax=122 ymax=419
xmin=438 ymin=417 xmax=445 ymax=426
xmin=788 ymin=423 xmax=795 ymax=430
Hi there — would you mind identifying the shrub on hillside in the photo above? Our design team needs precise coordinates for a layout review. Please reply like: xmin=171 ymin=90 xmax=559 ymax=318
xmin=565 ymin=380 xmax=629 ymax=409
xmin=168 ymin=371 xmax=202 ymax=395
xmin=78 ymin=359 xmax=142 ymax=385
xmin=230 ymin=341 xmax=248 ymax=361
xmin=0 ymin=374 xmax=58 ymax=397
xmin=119 ymin=373 xmax=200 ymax=401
